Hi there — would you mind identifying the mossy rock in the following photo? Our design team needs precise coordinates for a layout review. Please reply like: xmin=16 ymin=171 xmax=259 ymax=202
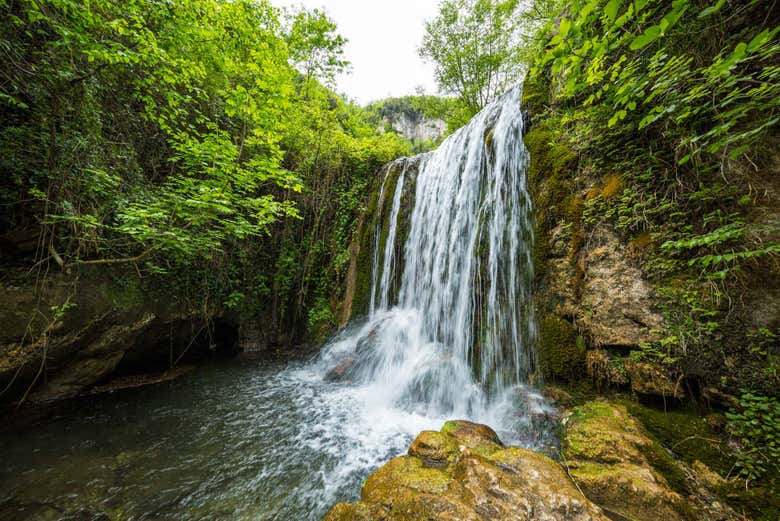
xmin=563 ymin=402 xmax=695 ymax=521
xmin=408 ymin=430 xmax=460 ymax=469
xmin=566 ymin=461 xmax=689 ymax=521
xmin=329 ymin=420 xmax=611 ymax=521
xmin=521 ymin=74 xmax=551 ymax=113
xmin=440 ymin=420 xmax=503 ymax=457
xmin=361 ymin=456 xmax=453 ymax=506
xmin=323 ymin=502 xmax=375 ymax=521
xmin=538 ymin=315 xmax=585 ymax=381
xmin=621 ymin=400 xmax=731 ymax=476
xmin=564 ymin=402 xmax=651 ymax=465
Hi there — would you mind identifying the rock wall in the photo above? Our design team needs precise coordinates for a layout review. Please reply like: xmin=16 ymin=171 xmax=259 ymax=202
xmin=380 ymin=113 xmax=447 ymax=144
xmin=0 ymin=266 xmax=239 ymax=406
xmin=522 ymin=78 xmax=780 ymax=400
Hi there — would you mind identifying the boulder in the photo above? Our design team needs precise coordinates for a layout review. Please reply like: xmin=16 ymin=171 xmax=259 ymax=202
xmin=439 ymin=419 xmax=503 ymax=456
xmin=562 ymin=402 xmax=695 ymax=520
xmin=325 ymin=420 xmax=610 ymax=521
xmin=324 ymin=356 xmax=355 ymax=382
xmin=408 ymin=430 xmax=460 ymax=469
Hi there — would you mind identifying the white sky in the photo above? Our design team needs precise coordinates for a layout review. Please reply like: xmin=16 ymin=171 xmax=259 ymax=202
xmin=274 ymin=0 xmax=441 ymax=104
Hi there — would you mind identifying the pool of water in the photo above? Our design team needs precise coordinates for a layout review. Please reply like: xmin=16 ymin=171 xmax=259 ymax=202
xmin=0 ymin=355 xmax=556 ymax=521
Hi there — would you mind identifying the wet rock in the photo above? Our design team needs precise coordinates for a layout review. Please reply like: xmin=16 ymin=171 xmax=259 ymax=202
xmin=408 ymin=430 xmax=460 ymax=468
xmin=324 ymin=356 xmax=355 ymax=382
xmin=325 ymin=420 xmax=610 ymax=521
xmin=562 ymin=402 xmax=694 ymax=520
xmin=324 ymin=502 xmax=376 ymax=521
xmin=542 ymin=385 xmax=574 ymax=408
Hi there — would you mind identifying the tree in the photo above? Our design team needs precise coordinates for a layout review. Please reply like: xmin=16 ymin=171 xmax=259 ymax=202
xmin=286 ymin=8 xmax=349 ymax=91
xmin=419 ymin=0 xmax=523 ymax=115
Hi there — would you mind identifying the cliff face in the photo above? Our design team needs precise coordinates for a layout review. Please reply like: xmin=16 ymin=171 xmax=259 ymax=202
xmin=380 ymin=113 xmax=447 ymax=144
xmin=0 ymin=263 xmax=243 ymax=406
xmin=522 ymin=77 xmax=780 ymax=401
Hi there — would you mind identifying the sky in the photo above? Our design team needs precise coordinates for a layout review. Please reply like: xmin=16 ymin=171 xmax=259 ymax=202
xmin=274 ymin=0 xmax=441 ymax=104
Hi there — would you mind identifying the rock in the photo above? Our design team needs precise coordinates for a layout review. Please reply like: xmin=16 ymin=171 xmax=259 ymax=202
xmin=324 ymin=502 xmax=376 ymax=521
xmin=562 ymin=402 xmax=695 ymax=520
xmin=702 ymin=387 xmax=740 ymax=409
xmin=29 ymin=313 xmax=156 ymax=402
xmin=324 ymin=356 xmax=355 ymax=382
xmin=624 ymin=359 xmax=684 ymax=399
xmin=585 ymin=349 xmax=628 ymax=388
xmin=440 ymin=419 xmax=503 ymax=456
xmin=542 ymin=385 xmax=575 ymax=408
xmin=579 ymin=226 xmax=664 ymax=347
xmin=408 ymin=430 xmax=459 ymax=468
xmin=692 ymin=460 xmax=727 ymax=490
xmin=325 ymin=420 xmax=610 ymax=521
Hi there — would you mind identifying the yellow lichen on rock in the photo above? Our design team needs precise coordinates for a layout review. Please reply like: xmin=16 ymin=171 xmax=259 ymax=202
xmin=325 ymin=420 xmax=611 ymax=521
xmin=562 ymin=402 xmax=695 ymax=521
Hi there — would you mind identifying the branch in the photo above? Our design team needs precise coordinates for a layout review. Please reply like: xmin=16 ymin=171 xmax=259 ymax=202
xmin=65 ymin=247 xmax=156 ymax=268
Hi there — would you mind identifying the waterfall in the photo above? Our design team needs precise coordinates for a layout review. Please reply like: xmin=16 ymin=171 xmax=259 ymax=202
xmin=317 ymin=84 xmax=539 ymax=429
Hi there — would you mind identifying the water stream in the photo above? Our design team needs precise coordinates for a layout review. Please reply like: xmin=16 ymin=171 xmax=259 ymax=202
xmin=0 ymin=85 xmax=554 ymax=520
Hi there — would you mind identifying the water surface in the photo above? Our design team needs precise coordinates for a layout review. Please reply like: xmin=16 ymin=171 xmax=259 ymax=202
xmin=1 ymin=356 xmax=553 ymax=521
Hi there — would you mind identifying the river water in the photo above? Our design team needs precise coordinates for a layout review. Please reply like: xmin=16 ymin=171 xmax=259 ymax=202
xmin=0 ymin=356 xmax=553 ymax=521
xmin=0 ymin=85 xmax=554 ymax=520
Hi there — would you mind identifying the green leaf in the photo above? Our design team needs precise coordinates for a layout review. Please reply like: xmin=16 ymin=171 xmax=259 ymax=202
xmin=605 ymin=0 xmax=621 ymax=23
xmin=630 ymin=25 xmax=662 ymax=50
xmin=698 ymin=0 xmax=725 ymax=18
xmin=559 ymin=17 xmax=571 ymax=37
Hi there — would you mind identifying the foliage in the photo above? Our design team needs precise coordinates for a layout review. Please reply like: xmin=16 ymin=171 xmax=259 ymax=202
xmin=523 ymin=0 xmax=779 ymax=397
xmin=0 ymin=0 xmax=411 ymax=341
xmin=285 ymin=7 xmax=349 ymax=89
xmin=726 ymin=392 xmax=780 ymax=483
xmin=420 ymin=0 xmax=524 ymax=115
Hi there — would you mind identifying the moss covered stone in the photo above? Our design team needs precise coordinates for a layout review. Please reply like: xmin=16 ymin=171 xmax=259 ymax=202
xmin=327 ymin=419 xmax=611 ymax=521
xmin=440 ymin=420 xmax=503 ymax=457
xmin=361 ymin=455 xmax=454 ymax=506
xmin=408 ymin=430 xmax=460 ymax=468
xmin=538 ymin=315 xmax=585 ymax=381
xmin=323 ymin=502 xmax=374 ymax=521
xmin=562 ymin=401 xmax=695 ymax=521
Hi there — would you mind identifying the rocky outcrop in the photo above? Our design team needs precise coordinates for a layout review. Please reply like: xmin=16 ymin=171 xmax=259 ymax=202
xmin=579 ymin=226 xmax=664 ymax=347
xmin=325 ymin=420 xmax=610 ymax=521
xmin=380 ymin=113 xmax=447 ymax=144
xmin=0 ymin=268 xmax=239 ymax=405
xmin=562 ymin=402 xmax=693 ymax=520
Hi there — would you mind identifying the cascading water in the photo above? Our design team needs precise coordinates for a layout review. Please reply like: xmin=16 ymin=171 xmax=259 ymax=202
xmin=317 ymin=84 xmax=538 ymax=421
xmin=292 ymin=84 xmax=553 ymax=513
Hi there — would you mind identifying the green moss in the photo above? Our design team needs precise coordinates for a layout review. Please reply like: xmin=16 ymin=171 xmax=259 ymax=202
xmin=538 ymin=315 xmax=585 ymax=381
xmin=440 ymin=420 xmax=502 ymax=457
xmin=409 ymin=430 xmax=460 ymax=468
xmin=524 ymin=121 xmax=577 ymax=284
xmin=623 ymin=399 xmax=780 ymax=518
xmin=621 ymin=400 xmax=731 ymax=475
xmin=521 ymin=74 xmax=551 ymax=113
xmin=361 ymin=456 xmax=453 ymax=504
xmin=350 ymin=175 xmax=384 ymax=318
